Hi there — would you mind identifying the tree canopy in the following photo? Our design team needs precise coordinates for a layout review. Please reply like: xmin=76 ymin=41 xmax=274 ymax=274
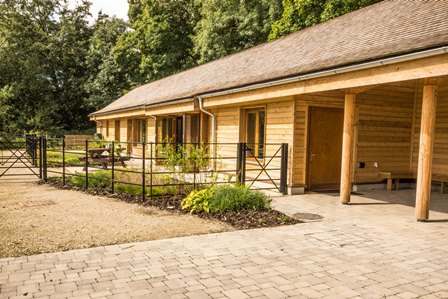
xmin=0 ymin=0 xmax=381 ymax=136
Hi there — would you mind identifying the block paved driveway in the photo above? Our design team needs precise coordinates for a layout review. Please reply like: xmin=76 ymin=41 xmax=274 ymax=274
xmin=1 ymin=189 xmax=448 ymax=298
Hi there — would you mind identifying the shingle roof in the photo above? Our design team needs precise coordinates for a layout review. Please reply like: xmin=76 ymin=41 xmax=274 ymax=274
xmin=93 ymin=0 xmax=448 ymax=115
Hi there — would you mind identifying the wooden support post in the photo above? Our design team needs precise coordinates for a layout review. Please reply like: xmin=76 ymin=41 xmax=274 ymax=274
xmin=340 ymin=93 xmax=356 ymax=204
xmin=415 ymin=81 xmax=438 ymax=221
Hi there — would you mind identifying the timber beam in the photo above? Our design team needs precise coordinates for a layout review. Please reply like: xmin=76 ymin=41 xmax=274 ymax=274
xmin=415 ymin=80 xmax=438 ymax=221
xmin=340 ymin=92 xmax=356 ymax=204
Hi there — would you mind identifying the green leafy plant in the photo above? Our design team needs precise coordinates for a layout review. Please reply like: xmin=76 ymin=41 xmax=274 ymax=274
xmin=115 ymin=183 xmax=177 ymax=197
xmin=208 ymin=185 xmax=271 ymax=213
xmin=181 ymin=185 xmax=271 ymax=214
xmin=70 ymin=170 xmax=112 ymax=189
xmin=89 ymin=137 xmax=107 ymax=149
xmin=181 ymin=188 xmax=214 ymax=214
xmin=114 ymin=142 xmax=126 ymax=156
xmin=46 ymin=151 xmax=84 ymax=167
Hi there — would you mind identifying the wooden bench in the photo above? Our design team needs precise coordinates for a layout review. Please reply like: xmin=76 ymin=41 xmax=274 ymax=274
xmin=431 ymin=174 xmax=448 ymax=194
xmin=78 ymin=156 xmax=130 ymax=170
xmin=379 ymin=172 xmax=448 ymax=194
xmin=379 ymin=172 xmax=415 ymax=191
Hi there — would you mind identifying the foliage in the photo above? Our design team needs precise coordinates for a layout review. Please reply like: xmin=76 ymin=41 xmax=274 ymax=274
xmin=113 ymin=0 xmax=199 ymax=87
xmin=157 ymin=142 xmax=211 ymax=173
xmin=208 ymin=185 xmax=271 ymax=213
xmin=114 ymin=183 xmax=176 ymax=197
xmin=0 ymin=0 xmax=94 ymax=135
xmin=68 ymin=169 xmax=176 ymax=196
xmin=46 ymin=151 xmax=84 ymax=167
xmin=0 ymin=0 xmax=128 ymax=136
xmin=84 ymin=15 xmax=129 ymax=111
xmin=89 ymin=137 xmax=107 ymax=149
xmin=0 ymin=0 xmax=380 ymax=135
xmin=71 ymin=170 xmax=112 ymax=189
xmin=193 ymin=0 xmax=282 ymax=64
xmin=181 ymin=185 xmax=271 ymax=214
xmin=269 ymin=0 xmax=381 ymax=40
xmin=181 ymin=188 xmax=214 ymax=214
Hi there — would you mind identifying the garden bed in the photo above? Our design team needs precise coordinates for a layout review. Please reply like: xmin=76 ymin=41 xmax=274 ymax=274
xmin=45 ymin=177 xmax=301 ymax=229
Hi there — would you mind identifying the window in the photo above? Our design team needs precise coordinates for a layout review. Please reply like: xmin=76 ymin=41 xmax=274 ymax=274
xmin=133 ymin=119 xmax=146 ymax=143
xmin=190 ymin=114 xmax=200 ymax=144
xmin=106 ymin=120 xmax=109 ymax=137
xmin=114 ymin=120 xmax=120 ymax=141
xmin=245 ymin=108 xmax=265 ymax=159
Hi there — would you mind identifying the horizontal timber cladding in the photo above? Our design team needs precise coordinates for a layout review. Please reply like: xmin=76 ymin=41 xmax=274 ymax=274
xmin=412 ymin=81 xmax=448 ymax=176
xmin=211 ymin=98 xmax=295 ymax=184
xmin=291 ymin=81 xmax=417 ymax=188
xmin=147 ymin=118 xmax=156 ymax=143
xmin=354 ymin=81 xmax=416 ymax=183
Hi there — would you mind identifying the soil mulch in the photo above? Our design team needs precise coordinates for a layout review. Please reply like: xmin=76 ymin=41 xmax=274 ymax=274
xmin=44 ymin=177 xmax=302 ymax=229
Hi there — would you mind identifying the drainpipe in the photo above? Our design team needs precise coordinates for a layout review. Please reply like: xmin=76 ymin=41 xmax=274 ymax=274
xmin=197 ymin=96 xmax=216 ymax=163
xmin=93 ymin=116 xmax=103 ymax=136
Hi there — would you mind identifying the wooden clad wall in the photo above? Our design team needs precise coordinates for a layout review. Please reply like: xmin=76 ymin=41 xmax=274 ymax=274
xmin=411 ymin=82 xmax=448 ymax=175
xmin=265 ymin=100 xmax=294 ymax=183
xmin=355 ymin=82 xmax=415 ymax=183
xmin=211 ymin=99 xmax=295 ymax=181
xmin=147 ymin=117 xmax=156 ymax=143
xmin=291 ymin=82 xmax=416 ymax=188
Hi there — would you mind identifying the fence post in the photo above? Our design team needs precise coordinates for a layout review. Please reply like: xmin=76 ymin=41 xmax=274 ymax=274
xmin=85 ymin=139 xmax=88 ymax=190
xmin=193 ymin=143 xmax=196 ymax=190
xmin=150 ymin=142 xmax=153 ymax=198
xmin=43 ymin=137 xmax=47 ymax=182
xmin=34 ymin=136 xmax=38 ymax=166
xmin=111 ymin=141 xmax=115 ymax=194
xmin=32 ymin=134 xmax=37 ymax=166
xmin=236 ymin=142 xmax=246 ymax=185
xmin=142 ymin=142 xmax=146 ymax=201
xmin=236 ymin=142 xmax=242 ymax=184
xmin=62 ymin=138 xmax=66 ymax=186
xmin=280 ymin=143 xmax=288 ymax=195
xmin=242 ymin=142 xmax=246 ymax=184
xmin=39 ymin=137 xmax=43 ymax=179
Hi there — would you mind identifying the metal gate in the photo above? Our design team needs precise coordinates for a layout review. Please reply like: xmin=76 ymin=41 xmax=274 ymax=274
xmin=237 ymin=142 xmax=288 ymax=194
xmin=0 ymin=135 xmax=42 ymax=179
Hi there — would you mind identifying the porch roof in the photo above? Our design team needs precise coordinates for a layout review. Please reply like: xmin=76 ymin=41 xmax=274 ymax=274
xmin=92 ymin=0 xmax=448 ymax=116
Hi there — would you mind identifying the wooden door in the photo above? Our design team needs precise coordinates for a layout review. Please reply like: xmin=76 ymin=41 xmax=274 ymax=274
xmin=307 ymin=107 xmax=344 ymax=190
xmin=114 ymin=120 xmax=120 ymax=142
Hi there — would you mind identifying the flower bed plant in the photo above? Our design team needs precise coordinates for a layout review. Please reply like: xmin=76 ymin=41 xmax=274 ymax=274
xmin=181 ymin=185 xmax=271 ymax=214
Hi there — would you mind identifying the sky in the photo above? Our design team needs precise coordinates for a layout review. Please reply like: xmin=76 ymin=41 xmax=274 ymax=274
xmin=69 ymin=0 xmax=129 ymax=21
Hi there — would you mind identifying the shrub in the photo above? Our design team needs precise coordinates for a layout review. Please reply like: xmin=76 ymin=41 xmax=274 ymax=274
xmin=115 ymin=183 xmax=177 ymax=197
xmin=181 ymin=188 xmax=214 ymax=214
xmin=181 ymin=185 xmax=271 ymax=214
xmin=46 ymin=151 xmax=84 ymax=167
xmin=70 ymin=170 xmax=111 ymax=189
xmin=209 ymin=185 xmax=271 ymax=213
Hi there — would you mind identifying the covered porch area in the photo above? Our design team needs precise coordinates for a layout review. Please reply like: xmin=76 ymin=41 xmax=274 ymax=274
xmin=274 ymin=188 xmax=448 ymax=223
xmin=338 ymin=76 xmax=448 ymax=221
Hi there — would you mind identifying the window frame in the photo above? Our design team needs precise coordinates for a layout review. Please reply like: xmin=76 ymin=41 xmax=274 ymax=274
xmin=243 ymin=107 xmax=266 ymax=160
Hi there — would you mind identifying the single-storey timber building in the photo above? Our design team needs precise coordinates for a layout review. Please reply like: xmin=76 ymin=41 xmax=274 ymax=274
xmin=90 ymin=1 xmax=448 ymax=221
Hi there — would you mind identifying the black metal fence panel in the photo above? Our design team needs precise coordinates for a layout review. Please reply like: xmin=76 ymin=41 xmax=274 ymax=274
xmin=4 ymin=136 xmax=288 ymax=197
xmin=0 ymin=135 xmax=42 ymax=179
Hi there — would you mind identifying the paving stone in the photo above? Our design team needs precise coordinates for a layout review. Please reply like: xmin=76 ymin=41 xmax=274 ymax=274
xmin=1 ymin=190 xmax=448 ymax=298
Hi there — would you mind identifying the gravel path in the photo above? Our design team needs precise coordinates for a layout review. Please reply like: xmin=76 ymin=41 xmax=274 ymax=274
xmin=0 ymin=179 xmax=232 ymax=258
